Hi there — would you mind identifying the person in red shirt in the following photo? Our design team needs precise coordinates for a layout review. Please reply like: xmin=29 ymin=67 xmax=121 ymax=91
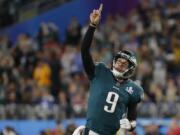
xmin=167 ymin=117 xmax=180 ymax=135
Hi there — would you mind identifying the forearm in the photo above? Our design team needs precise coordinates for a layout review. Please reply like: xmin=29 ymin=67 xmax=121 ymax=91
xmin=127 ymin=104 xmax=137 ymax=131
xmin=81 ymin=25 xmax=96 ymax=80
xmin=127 ymin=103 xmax=137 ymax=120
xmin=120 ymin=104 xmax=137 ymax=132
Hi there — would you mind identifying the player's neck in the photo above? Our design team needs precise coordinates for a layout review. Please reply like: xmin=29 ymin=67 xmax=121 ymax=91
xmin=116 ymin=78 xmax=128 ymax=84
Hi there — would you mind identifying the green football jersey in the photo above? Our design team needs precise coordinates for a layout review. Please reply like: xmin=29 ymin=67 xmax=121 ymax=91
xmin=86 ymin=63 xmax=144 ymax=135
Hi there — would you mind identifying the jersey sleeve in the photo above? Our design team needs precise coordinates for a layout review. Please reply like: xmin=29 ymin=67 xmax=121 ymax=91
xmin=94 ymin=62 xmax=107 ymax=77
xmin=81 ymin=26 xmax=96 ymax=80
xmin=130 ymin=85 xmax=144 ymax=104
xmin=127 ymin=85 xmax=144 ymax=121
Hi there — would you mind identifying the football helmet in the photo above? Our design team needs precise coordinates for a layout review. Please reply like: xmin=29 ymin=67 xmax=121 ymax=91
xmin=112 ymin=50 xmax=137 ymax=79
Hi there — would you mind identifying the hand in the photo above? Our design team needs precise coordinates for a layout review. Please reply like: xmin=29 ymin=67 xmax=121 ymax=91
xmin=120 ymin=118 xmax=137 ymax=131
xmin=90 ymin=3 xmax=103 ymax=26
xmin=120 ymin=118 xmax=132 ymax=130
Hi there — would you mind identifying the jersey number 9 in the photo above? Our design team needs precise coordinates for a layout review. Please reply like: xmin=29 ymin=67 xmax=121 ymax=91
xmin=104 ymin=92 xmax=119 ymax=113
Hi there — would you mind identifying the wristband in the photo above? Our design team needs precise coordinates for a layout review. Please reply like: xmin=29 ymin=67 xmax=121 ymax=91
xmin=90 ymin=23 xmax=97 ymax=28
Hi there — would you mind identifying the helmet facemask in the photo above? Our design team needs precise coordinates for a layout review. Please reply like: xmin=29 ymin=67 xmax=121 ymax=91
xmin=112 ymin=51 xmax=137 ymax=79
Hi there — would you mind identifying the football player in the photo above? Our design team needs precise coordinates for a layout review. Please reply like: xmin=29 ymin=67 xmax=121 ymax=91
xmin=73 ymin=4 xmax=144 ymax=135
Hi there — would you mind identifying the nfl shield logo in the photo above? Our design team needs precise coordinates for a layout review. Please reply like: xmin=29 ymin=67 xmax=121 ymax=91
xmin=126 ymin=87 xmax=134 ymax=94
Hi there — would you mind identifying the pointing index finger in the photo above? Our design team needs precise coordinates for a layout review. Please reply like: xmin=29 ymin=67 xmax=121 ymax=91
xmin=99 ymin=3 xmax=103 ymax=12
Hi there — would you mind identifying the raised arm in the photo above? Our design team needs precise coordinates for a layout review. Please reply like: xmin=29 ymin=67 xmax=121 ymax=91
xmin=81 ymin=4 xmax=103 ymax=80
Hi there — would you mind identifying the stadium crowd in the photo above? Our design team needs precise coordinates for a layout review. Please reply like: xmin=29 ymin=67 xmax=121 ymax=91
xmin=0 ymin=0 xmax=180 ymax=134
xmin=0 ymin=0 xmax=72 ymax=28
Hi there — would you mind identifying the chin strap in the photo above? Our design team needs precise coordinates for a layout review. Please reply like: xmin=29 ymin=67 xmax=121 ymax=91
xmin=112 ymin=65 xmax=135 ymax=79
xmin=112 ymin=68 xmax=123 ymax=78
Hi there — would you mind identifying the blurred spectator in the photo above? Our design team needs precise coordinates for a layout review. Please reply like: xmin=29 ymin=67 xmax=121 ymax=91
xmin=37 ymin=22 xmax=59 ymax=49
xmin=0 ymin=0 xmax=73 ymax=28
xmin=172 ymin=28 xmax=180 ymax=64
xmin=144 ymin=124 xmax=162 ymax=135
xmin=65 ymin=17 xmax=81 ymax=45
xmin=0 ymin=35 xmax=12 ymax=52
xmin=64 ymin=123 xmax=76 ymax=135
xmin=48 ymin=49 xmax=62 ymax=97
xmin=165 ymin=78 xmax=178 ymax=102
xmin=56 ymin=91 xmax=70 ymax=119
xmin=60 ymin=46 xmax=76 ymax=75
xmin=1 ymin=126 xmax=18 ymax=135
xmin=33 ymin=61 xmax=51 ymax=88
xmin=167 ymin=117 xmax=180 ymax=135
xmin=51 ymin=120 xmax=64 ymax=135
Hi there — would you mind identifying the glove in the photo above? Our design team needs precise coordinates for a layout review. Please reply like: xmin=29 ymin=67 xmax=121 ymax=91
xmin=72 ymin=125 xmax=85 ymax=135
xmin=120 ymin=118 xmax=136 ymax=130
